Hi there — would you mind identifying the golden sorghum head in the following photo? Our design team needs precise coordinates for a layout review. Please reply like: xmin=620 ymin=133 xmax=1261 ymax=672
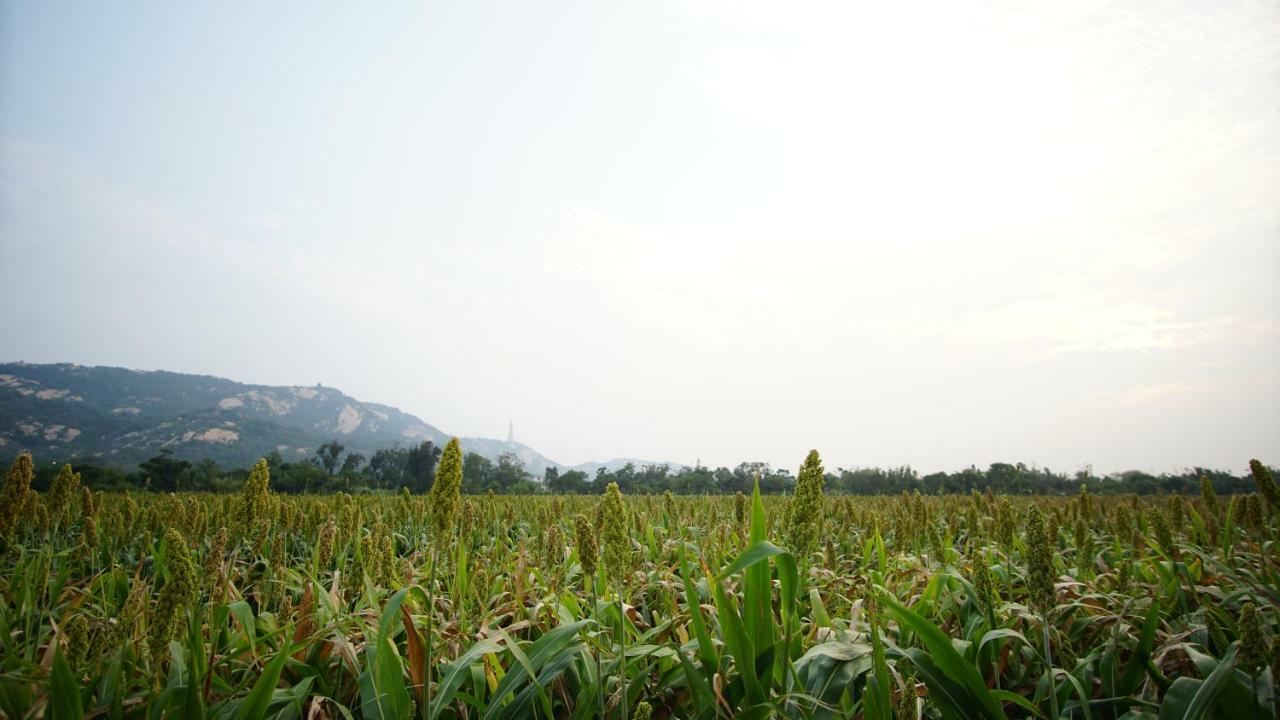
xmin=378 ymin=526 xmax=396 ymax=587
xmin=460 ymin=499 xmax=476 ymax=539
xmin=317 ymin=517 xmax=337 ymax=569
xmin=734 ymin=491 xmax=747 ymax=527
xmin=48 ymin=463 xmax=81 ymax=528
xmin=574 ymin=513 xmax=598 ymax=579
xmin=278 ymin=592 xmax=293 ymax=624
xmin=204 ymin=526 xmax=227 ymax=579
xmin=239 ymin=459 xmax=272 ymax=539
xmin=1 ymin=452 xmax=35 ymax=537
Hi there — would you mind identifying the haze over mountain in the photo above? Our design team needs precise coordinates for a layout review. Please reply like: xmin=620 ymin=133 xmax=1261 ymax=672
xmin=0 ymin=362 xmax=663 ymax=475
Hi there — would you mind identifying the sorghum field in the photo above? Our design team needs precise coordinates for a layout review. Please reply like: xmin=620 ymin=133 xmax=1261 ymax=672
xmin=1 ymin=443 xmax=1277 ymax=720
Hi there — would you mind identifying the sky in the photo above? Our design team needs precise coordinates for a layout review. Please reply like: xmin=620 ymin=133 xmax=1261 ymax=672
xmin=2 ymin=1 xmax=1278 ymax=476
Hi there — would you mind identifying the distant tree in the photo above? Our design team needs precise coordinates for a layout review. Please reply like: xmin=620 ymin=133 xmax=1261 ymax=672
xmin=316 ymin=441 xmax=345 ymax=476
xmin=193 ymin=458 xmax=221 ymax=490
xmin=462 ymin=452 xmax=493 ymax=493
xmin=139 ymin=450 xmax=191 ymax=492
xmin=548 ymin=469 xmax=590 ymax=494
xmin=491 ymin=452 xmax=531 ymax=491
xmin=406 ymin=441 xmax=442 ymax=493
xmin=339 ymin=452 xmax=365 ymax=476
xmin=369 ymin=447 xmax=409 ymax=489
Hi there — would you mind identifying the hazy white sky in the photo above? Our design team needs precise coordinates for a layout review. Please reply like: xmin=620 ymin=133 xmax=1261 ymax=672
xmin=2 ymin=1 xmax=1277 ymax=474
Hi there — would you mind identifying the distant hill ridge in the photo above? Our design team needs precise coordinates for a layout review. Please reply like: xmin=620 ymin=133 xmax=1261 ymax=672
xmin=0 ymin=362 xmax=662 ymax=475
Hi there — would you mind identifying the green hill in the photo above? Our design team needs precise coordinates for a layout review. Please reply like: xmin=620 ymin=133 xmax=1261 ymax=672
xmin=0 ymin=362 xmax=561 ymax=473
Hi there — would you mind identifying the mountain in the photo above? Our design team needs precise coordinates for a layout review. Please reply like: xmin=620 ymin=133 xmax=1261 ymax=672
xmin=0 ymin=362 xmax=582 ymax=474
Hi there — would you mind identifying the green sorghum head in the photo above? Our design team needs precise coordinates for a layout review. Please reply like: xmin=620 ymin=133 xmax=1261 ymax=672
xmin=1238 ymin=601 xmax=1267 ymax=673
xmin=968 ymin=545 xmax=996 ymax=615
xmin=965 ymin=503 xmax=981 ymax=545
xmin=1150 ymin=510 xmax=1175 ymax=558
xmin=928 ymin=522 xmax=947 ymax=567
xmin=633 ymin=701 xmax=653 ymax=720
xmin=1114 ymin=504 xmax=1132 ymax=538
xmin=1249 ymin=459 xmax=1279 ymax=511
xmin=995 ymin=498 xmax=1015 ymax=548
xmin=1168 ymin=495 xmax=1184 ymax=529
xmin=601 ymin=482 xmax=630 ymax=584
xmin=786 ymin=450 xmax=825 ymax=557
xmin=543 ymin=522 xmax=564 ymax=567
xmin=1244 ymin=494 xmax=1264 ymax=532
xmin=1205 ymin=611 xmax=1228 ymax=655
xmin=734 ymin=491 xmax=747 ymax=527
xmin=204 ymin=526 xmax=227 ymax=580
xmin=65 ymin=613 xmax=90 ymax=669
xmin=896 ymin=671 xmax=918 ymax=720
xmin=1200 ymin=476 xmax=1219 ymax=519
xmin=574 ymin=513 xmax=598 ymax=579
xmin=1074 ymin=519 xmax=1090 ymax=561
xmin=151 ymin=529 xmax=198 ymax=658
xmin=429 ymin=438 xmax=463 ymax=542
xmin=1024 ymin=505 xmax=1054 ymax=614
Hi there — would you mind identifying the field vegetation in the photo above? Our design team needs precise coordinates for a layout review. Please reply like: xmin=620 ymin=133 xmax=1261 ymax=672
xmin=0 ymin=442 xmax=1277 ymax=719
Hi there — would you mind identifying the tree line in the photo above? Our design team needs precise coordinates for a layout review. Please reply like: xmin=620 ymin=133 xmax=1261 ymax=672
xmin=10 ymin=440 xmax=1272 ymax=497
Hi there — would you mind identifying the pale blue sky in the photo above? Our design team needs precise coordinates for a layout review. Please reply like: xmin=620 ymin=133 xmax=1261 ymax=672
xmin=2 ymin=1 xmax=1278 ymax=474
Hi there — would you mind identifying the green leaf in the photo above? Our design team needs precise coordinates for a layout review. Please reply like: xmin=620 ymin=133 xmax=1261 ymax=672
xmin=881 ymin=594 xmax=1009 ymax=720
xmin=865 ymin=616 xmax=893 ymax=720
xmin=1118 ymin=602 xmax=1161 ymax=697
xmin=430 ymin=640 xmax=502 ymax=719
xmin=234 ymin=642 xmax=291 ymax=720
xmin=49 ymin=645 xmax=84 ymax=720
xmin=712 ymin=574 xmax=763 ymax=706
xmin=680 ymin=542 xmax=719 ymax=673
xmin=1157 ymin=645 xmax=1237 ymax=720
